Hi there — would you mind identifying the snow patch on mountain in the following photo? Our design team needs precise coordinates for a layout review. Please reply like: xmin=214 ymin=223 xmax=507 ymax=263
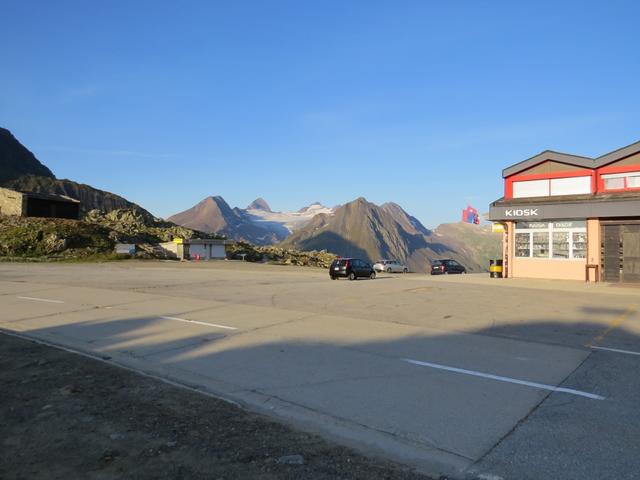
xmin=245 ymin=203 xmax=334 ymax=233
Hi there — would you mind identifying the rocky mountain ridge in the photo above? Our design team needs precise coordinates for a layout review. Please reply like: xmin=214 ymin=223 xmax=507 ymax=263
xmin=282 ymin=197 xmax=440 ymax=272
xmin=0 ymin=126 xmax=500 ymax=271
xmin=0 ymin=128 xmax=153 ymax=216
xmin=0 ymin=128 xmax=54 ymax=183
xmin=169 ymin=196 xmax=334 ymax=245
xmin=170 ymin=195 xmax=501 ymax=272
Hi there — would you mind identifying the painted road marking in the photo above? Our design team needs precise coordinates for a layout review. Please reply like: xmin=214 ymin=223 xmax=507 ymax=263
xmin=402 ymin=358 xmax=605 ymax=401
xmin=159 ymin=316 xmax=238 ymax=330
xmin=17 ymin=296 xmax=65 ymax=304
xmin=590 ymin=304 xmax=637 ymax=346
xmin=592 ymin=345 xmax=640 ymax=357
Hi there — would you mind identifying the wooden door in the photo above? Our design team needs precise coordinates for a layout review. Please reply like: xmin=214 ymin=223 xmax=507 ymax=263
xmin=602 ymin=225 xmax=621 ymax=282
xmin=622 ymin=225 xmax=640 ymax=283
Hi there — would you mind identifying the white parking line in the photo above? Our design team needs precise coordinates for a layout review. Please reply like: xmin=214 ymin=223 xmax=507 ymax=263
xmin=592 ymin=345 xmax=640 ymax=357
xmin=17 ymin=296 xmax=65 ymax=304
xmin=159 ymin=316 xmax=238 ymax=330
xmin=402 ymin=358 xmax=605 ymax=401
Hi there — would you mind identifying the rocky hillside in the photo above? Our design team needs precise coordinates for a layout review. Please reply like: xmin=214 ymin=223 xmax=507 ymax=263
xmin=0 ymin=127 xmax=152 ymax=216
xmin=83 ymin=209 xmax=220 ymax=245
xmin=281 ymin=197 xmax=500 ymax=273
xmin=0 ymin=209 xmax=219 ymax=260
xmin=0 ymin=209 xmax=339 ymax=268
xmin=0 ymin=215 xmax=114 ymax=259
xmin=226 ymin=241 xmax=337 ymax=268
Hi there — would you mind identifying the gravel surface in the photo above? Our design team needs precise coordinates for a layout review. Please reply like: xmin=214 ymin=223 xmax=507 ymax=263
xmin=0 ymin=333 xmax=434 ymax=480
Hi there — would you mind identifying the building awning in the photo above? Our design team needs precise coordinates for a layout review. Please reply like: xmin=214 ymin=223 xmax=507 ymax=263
xmin=489 ymin=194 xmax=640 ymax=221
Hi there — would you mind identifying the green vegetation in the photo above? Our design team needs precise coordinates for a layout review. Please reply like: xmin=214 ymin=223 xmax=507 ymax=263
xmin=0 ymin=208 xmax=221 ymax=262
xmin=0 ymin=216 xmax=114 ymax=260
xmin=0 ymin=210 xmax=333 ymax=267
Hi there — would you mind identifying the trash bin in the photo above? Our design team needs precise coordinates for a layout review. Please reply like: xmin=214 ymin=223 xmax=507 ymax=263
xmin=489 ymin=259 xmax=503 ymax=278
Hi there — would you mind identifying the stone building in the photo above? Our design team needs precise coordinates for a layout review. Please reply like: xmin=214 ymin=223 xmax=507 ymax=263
xmin=0 ymin=187 xmax=80 ymax=219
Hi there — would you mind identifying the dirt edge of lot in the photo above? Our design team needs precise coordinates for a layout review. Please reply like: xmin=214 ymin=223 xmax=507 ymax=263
xmin=0 ymin=331 xmax=435 ymax=480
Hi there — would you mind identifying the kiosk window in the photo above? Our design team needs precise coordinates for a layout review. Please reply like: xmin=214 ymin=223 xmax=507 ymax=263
xmin=572 ymin=232 xmax=587 ymax=258
xmin=552 ymin=232 xmax=570 ymax=259
xmin=514 ymin=220 xmax=586 ymax=260
xmin=532 ymin=232 xmax=549 ymax=258
xmin=515 ymin=233 xmax=530 ymax=257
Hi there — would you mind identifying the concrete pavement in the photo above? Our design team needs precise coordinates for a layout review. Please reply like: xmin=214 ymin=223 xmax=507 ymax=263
xmin=1 ymin=261 xmax=639 ymax=479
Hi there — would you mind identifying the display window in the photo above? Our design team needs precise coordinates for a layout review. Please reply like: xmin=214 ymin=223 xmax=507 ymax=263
xmin=514 ymin=220 xmax=586 ymax=260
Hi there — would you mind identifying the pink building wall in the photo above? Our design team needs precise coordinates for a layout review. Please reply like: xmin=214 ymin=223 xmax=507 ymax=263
xmin=503 ymin=219 xmax=600 ymax=281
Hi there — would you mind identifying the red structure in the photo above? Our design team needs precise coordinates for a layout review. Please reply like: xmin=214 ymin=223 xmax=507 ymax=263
xmin=462 ymin=205 xmax=480 ymax=224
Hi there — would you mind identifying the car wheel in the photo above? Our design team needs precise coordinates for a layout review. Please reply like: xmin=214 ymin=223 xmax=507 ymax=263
xmin=386 ymin=267 xmax=392 ymax=273
xmin=370 ymin=271 xmax=376 ymax=280
xmin=403 ymin=268 xmax=408 ymax=274
xmin=444 ymin=271 xmax=449 ymax=275
xmin=330 ymin=276 xmax=337 ymax=280
xmin=461 ymin=270 xmax=466 ymax=274
xmin=348 ymin=272 xmax=356 ymax=281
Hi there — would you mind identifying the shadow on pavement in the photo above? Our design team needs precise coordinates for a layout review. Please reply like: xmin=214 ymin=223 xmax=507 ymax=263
xmin=7 ymin=310 xmax=640 ymax=480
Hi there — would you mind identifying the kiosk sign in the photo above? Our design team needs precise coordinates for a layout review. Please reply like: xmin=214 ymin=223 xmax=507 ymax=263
xmin=504 ymin=208 xmax=539 ymax=217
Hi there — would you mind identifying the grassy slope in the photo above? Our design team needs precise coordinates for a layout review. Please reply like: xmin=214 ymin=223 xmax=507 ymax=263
xmin=0 ymin=216 xmax=114 ymax=259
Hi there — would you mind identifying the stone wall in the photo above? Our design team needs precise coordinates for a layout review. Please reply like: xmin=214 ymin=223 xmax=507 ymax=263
xmin=0 ymin=187 xmax=25 ymax=216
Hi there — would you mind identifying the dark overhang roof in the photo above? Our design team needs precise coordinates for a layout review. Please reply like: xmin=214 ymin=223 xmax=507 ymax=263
xmin=489 ymin=191 xmax=640 ymax=221
xmin=502 ymin=139 xmax=640 ymax=178
xmin=20 ymin=190 xmax=80 ymax=203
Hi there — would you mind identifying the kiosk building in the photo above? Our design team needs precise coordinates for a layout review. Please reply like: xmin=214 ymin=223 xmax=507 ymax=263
xmin=489 ymin=140 xmax=640 ymax=283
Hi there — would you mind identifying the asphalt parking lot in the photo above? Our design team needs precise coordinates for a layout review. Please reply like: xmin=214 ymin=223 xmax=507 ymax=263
xmin=1 ymin=260 xmax=639 ymax=479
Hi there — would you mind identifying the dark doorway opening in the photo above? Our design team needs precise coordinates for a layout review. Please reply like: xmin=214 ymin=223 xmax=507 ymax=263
xmin=25 ymin=198 xmax=80 ymax=219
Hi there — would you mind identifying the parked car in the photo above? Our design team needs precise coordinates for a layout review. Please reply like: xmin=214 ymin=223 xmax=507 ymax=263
xmin=330 ymin=258 xmax=376 ymax=280
xmin=373 ymin=259 xmax=408 ymax=273
xmin=430 ymin=259 xmax=466 ymax=275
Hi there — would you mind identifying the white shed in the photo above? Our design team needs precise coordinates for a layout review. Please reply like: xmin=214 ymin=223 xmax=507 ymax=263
xmin=158 ymin=238 xmax=227 ymax=261
xmin=187 ymin=239 xmax=226 ymax=260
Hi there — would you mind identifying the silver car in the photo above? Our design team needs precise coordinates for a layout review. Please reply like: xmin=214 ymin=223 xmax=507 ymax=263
xmin=373 ymin=259 xmax=408 ymax=273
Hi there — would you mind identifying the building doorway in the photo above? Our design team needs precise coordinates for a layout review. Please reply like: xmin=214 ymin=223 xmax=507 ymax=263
xmin=602 ymin=222 xmax=640 ymax=283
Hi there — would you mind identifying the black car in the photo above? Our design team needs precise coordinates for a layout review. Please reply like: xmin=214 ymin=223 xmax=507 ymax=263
xmin=431 ymin=259 xmax=466 ymax=275
xmin=330 ymin=258 xmax=376 ymax=280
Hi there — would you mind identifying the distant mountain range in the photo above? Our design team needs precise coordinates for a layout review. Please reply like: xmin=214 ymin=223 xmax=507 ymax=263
xmin=0 ymin=128 xmax=152 ymax=217
xmin=167 ymin=196 xmax=334 ymax=245
xmin=0 ymin=126 xmax=500 ymax=272
xmin=169 ymin=195 xmax=501 ymax=272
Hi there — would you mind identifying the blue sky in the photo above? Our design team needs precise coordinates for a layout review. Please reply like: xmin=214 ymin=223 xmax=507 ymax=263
xmin=2 ymin=1 xmax=639 ymax=227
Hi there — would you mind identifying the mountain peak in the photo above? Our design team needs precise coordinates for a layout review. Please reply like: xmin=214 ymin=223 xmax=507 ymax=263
xmin=297 ymin=201 xmax=326 ymax=213
xmin=0 ymin=127 xmax=56 ymax=183
xmin=247 ymin=197 xmax=272 ymax=212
